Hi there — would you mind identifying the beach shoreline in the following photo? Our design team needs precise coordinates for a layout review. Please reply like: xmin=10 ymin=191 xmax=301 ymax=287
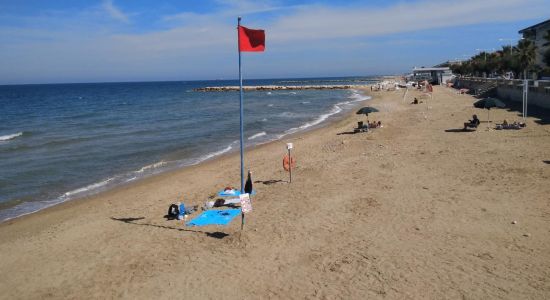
xmin=0 ymin=94 xmax=369 ymax=226
xmin=1 ymin=86 xmax=549 ymax=299
xmin=0 ymin=85 xmax=372 ymax=223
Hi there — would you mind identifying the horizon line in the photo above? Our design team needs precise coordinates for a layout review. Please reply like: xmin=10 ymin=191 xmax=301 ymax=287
xmin=0 ymin=74 xmax=401 ymax=86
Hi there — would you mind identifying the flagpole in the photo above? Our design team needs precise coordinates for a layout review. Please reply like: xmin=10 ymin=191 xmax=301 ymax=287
xmin=238 ymin=16 xmax=245 ymax=231
xmin=238 ymin=17 xmax=244 ymax=193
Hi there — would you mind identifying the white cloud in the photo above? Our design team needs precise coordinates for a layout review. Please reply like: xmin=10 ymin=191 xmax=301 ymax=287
xmin=269 ymin=0 xmax=550 ymax=42
xmin=102 ymin=0 xmax=130 ymax=23
xmin=1 ymin=0 xmax=550 ymax=83
xmin=214 ymin=0 xmax=302 ymax=15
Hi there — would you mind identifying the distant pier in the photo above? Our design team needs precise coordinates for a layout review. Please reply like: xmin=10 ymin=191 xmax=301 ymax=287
xmin=194 ymin=85 xmax=367 ymax=92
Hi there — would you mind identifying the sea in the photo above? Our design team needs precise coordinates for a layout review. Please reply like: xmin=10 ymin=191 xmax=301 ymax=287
xmin=0 ymin=77 xmax=379 ymax=222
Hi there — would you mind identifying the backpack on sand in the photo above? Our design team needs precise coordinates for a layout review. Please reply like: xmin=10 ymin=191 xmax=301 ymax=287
xmin=167 ymin=204 xmax=180 ymax=219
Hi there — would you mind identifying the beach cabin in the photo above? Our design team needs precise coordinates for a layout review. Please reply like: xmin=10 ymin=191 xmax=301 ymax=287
xmin=412 ymin=67 xmax=453 ymax=85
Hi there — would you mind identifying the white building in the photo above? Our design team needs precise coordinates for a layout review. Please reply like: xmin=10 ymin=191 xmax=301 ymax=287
xmin=412 ymin=67 xmax=453 ymax=85
xmin=519 ymin=18 xmax=550 ymax=68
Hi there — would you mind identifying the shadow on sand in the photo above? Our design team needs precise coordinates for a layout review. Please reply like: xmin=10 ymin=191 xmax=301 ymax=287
xmin=445 ymin=128 xmax=476 ymax=133
xmin=543 ymin=160 xmax=550 ymax=165
xmin=255 ymin=179 xmax=284 ymax=185
xmin=497 ymin=98 xmax=550 ymax=125
xmin=337 ymin=131 xmax=360 ymax=135
xmin=110 ymin=217 xmax=229 ymax=239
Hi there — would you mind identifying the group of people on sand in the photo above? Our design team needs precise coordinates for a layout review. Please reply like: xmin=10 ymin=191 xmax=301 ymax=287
xmin=462 ymin=115 xmax=526 ymax=130
xmin=368 ymin=121 xmax=382 ymax=128
xmin=496 ymin=119 xmax=526 ymax=130
xmin=371 ymin=81 xmax=398 ymax=92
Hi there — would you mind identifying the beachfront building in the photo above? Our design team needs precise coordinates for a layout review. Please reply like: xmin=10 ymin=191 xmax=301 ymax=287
xmin=519 ymin=18 xmax=550 ymax=68
xmin=412 ymin=67 xmax=453 ymax=85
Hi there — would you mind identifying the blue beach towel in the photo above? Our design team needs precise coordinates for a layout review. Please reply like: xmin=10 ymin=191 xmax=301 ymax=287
xmin=186 ymin=209 xmax=241 ymax=227
xmin=217 ymin=189 xmax=256 ymax=197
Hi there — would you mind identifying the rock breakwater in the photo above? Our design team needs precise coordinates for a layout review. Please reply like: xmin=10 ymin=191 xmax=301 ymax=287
xmin=194 ymin=85 xmax=367 ymax=92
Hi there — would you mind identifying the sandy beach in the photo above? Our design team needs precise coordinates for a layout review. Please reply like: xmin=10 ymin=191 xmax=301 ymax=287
xmin=1 ymin=86 xmax=549 ymax=299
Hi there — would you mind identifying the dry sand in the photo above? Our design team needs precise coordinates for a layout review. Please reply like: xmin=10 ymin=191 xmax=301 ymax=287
xmin=1 ymin=86 xmax=549 ymax=299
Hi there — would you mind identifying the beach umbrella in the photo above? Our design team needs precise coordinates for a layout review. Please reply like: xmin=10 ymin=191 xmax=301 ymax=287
xmin=356 ymin=107 xmax=379 ymax=115
xmin=356 ymin=107 xmax=379 ymax=121
xmin=473 ymin=98 xmax=505 ymax=128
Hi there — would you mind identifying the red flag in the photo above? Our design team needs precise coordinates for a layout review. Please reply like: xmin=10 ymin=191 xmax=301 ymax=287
xmin=238 ymin=26 xmax=265 ymax=52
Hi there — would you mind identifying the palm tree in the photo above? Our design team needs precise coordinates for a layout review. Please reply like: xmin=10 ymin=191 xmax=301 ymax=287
xmin=516 ymin=39 xmax=537 ymax=78
xmin=501 ymin=45 xmax=512 ymax=56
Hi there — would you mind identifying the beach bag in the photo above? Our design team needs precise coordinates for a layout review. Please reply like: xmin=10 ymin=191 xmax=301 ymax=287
xmin=167 ymin=204 xmax=180 ymax=218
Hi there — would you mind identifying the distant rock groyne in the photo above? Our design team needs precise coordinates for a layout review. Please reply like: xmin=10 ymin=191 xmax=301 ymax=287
xmin=194 ymin=85 xmax=368 ymax=92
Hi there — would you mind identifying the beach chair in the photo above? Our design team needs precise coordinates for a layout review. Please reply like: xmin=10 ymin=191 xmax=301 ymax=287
xmin=463 ymin=115 xmax=480 ymax=131
xmin=463 ymin=121 xmax=479 ymax=130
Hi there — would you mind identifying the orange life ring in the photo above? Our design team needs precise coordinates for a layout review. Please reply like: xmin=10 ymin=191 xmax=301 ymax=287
xmin=283 ymin=155 xmax=296 ymax=171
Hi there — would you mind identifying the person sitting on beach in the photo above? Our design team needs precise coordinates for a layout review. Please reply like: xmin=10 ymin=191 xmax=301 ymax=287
xmin=464 ymin=114 xmax=480 ymax=130
xmin=411 ymin=98 xmax=423 ymax=104
xmin=502 ymin=119 xmax=508 ymax=126
xmin=366 ymin=121 xmax=382 ymax=129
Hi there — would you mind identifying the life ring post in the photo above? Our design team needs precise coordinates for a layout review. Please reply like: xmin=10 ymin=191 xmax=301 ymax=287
xmin=286 ymin=143 xmax=293 ymax=183
xmin=288 ymin=148 xmax=292 ymax=183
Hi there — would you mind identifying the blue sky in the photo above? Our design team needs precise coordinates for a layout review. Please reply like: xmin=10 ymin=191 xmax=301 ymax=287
xmin=1 ymin=0 xmax=549 ymax=84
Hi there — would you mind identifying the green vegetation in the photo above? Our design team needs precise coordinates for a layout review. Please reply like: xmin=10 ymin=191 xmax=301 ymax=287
xmin=451 ymin=34 xmax=550 ymax=79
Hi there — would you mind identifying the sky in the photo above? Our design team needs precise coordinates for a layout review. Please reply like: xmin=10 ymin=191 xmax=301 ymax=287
xmin=1 ymin=0 xmax=549 ymax=84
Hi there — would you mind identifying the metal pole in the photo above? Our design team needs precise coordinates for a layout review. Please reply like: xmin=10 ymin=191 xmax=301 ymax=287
xmin=288 ymin=148 xmax=292 ymax=183
xmin=237 ymin=17 xmax=245 ymax=231
xmin=238 ymin=17 xmax=244 ymax=193
xmin=523 ymin=80 xmax=529 ymax=123
xmin=521 ymin=79 xmax=525 ymax=120
xmin=522 ymin=79 xmax=529 ymax=123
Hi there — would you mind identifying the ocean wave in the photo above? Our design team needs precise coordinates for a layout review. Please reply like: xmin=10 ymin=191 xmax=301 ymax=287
xmin=62 ymin=178 xmax=114 ymax=198
xmin=282 ymin=91 xmax=371 ymax=136
xmin=0 ymin=132 xmax=23 ymax=141
xmin=348 ymin=89 xmax=372 ymax=102
xmin=195 ymin=144 xmax=233 ymax=163
xmin=284 ymin=105 xmax=342 ymax=135
xmin=0 ymin=198 xmax=67 ymax=222
xmin=135 ymin=161 xmax=167 ymax=174
xmin=248 ymin=132 xmax=266 ymax=140
xmin=278 ymin=111 xmax=300 ymax=118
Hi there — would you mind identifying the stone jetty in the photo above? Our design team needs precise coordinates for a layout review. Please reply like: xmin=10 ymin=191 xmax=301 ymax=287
xmin=194 ymin=85 xmax=367 ymax=92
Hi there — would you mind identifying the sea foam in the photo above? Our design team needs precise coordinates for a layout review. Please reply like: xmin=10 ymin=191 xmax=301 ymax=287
xmin=248 ymin=132 xmax=267 ymax=140
xmin=0 ymin=132 xmax=23 ymax=141
xmin=283 ymin=90 xmax=370 ymax=136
